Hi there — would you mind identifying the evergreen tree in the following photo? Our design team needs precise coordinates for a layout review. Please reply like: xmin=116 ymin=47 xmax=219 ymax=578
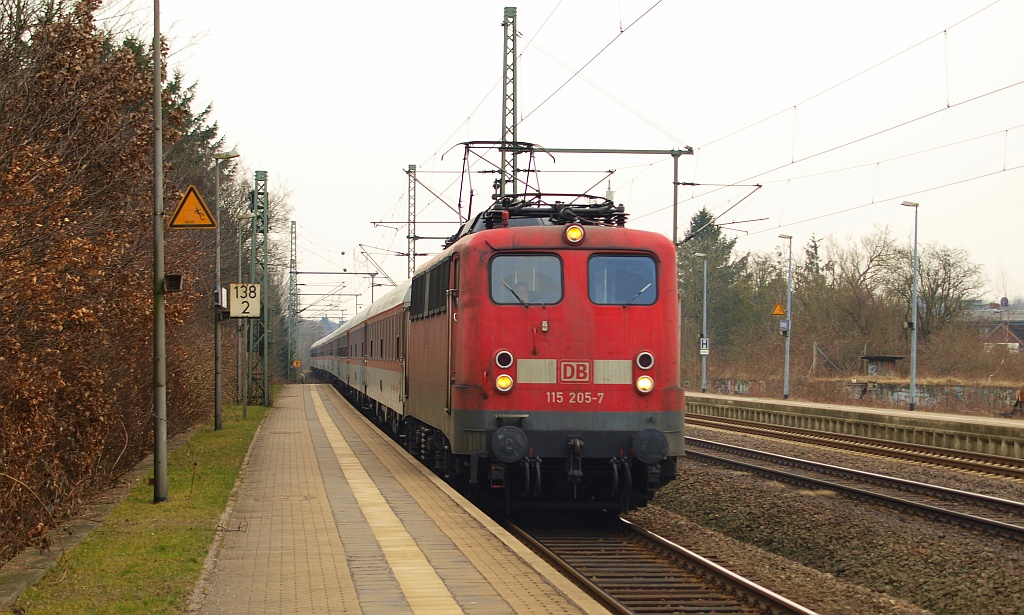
xmin=678 ymin=207 xmax=751 ymax=371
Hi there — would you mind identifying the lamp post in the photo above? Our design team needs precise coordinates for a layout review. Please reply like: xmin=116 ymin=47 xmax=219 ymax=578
xmin=213 ymin=149 xmax=239 ymax=431
xmin=902 ymin=201 xmax=919 ymax=410
xmin=152 ymin=0 xmax=167 ymax=503
xmin=779 ymin=234 xmax=793 ymax=400
xmin=694 ymin=252 xmax=709 ymax=392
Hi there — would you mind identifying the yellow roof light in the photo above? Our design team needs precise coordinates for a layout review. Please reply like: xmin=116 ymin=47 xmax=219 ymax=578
xmin=564 ymin=224 xmax=585 ymax=245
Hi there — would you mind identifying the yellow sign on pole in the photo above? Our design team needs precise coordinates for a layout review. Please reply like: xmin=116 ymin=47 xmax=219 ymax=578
xmin=292 ymin=360 xmax=302 ymax=368
xmin=772 ymin=302 xmax=786 ymax=316
xmin=168 ymin=185 xmax=217 ymax=229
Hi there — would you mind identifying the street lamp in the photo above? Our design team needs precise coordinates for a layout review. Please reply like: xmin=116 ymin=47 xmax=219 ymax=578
xmin=779 ymin=234 xmax=793 ymax=400
xmin=152 ymin=0 xmax=167 ymax=503
xmin=213 ymin=149 xmax=240 ymax=430
xmin=694 ymin=253 xmax=709 ymax=393
xmin=901 ymin=200 xmax=919 ymax=410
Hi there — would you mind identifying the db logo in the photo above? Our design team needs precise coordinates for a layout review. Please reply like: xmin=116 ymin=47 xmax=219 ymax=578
xmin=558 ymin=360 xmax=592 ymax=383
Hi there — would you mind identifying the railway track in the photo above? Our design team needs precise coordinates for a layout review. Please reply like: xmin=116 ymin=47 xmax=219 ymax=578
xmin=687 ymin=415 xmax=1024 ymax=479
xmin=687 ymin=437 xmax=1024 ymax=539
xmin=504 ymin=513 xmax=817 ymax=615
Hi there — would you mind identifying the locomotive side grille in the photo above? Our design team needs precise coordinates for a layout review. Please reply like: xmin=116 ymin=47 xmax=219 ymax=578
xmin=516 ymin=359 xmax=633 ymax=384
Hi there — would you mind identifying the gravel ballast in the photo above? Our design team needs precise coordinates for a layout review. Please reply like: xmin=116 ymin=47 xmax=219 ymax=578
xmin=627 ymin=427 xmax=1024 ymax=615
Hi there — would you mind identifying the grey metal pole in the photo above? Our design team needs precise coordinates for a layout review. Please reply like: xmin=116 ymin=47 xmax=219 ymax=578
xmin=903 ymin=201 xmax=919 ymax=410
xmin=701 ymin=255 xmax=708 ymax=393
xmin=246 ymin=188 xmax=259 ymax=417
xmin=237 ymin=223 xmax=243 ymax=404
xmin=780 ymin=234 xmax=793 ymax=400
xmin=214 ymin=159 xmax=222 ymax=430
xmin=672 ymin=153 xmax=682 ymax=395
xmin=152 ymin=0 xmax=167 ymax=503
xmin=236 ymin=211 xmax=255 ymax=409
xmin=672 ymin=153 xmax=679 ymax=244
xmin=213 ymin=151 xmax=239 ymax=430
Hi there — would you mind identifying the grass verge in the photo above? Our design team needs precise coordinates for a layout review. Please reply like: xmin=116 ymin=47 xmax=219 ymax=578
xmin=14 ymin=405 xmax=269 ymax=615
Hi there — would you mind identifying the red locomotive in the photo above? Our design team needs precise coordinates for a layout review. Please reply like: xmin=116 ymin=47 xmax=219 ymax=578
xmin=311 ymin=191 xmax=684 ymax=512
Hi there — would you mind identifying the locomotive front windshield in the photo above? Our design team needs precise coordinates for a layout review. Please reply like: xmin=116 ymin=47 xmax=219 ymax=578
xmin=491 ymin=254 xmax=563 ymax=305
xmin=588 ymin=255 xmax=657 ymax=305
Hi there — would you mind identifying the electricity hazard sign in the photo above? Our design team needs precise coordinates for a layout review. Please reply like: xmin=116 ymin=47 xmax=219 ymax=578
xmin=168 ymin=185 xmax=217 ymax=229
xmin=772 ymin=302 xmax=786 ymax=316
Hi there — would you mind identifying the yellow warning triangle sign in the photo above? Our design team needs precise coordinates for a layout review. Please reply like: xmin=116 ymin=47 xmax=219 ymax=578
xmin=772 ymin=302 xmax=786 ymax=316
xmin=168 ymin=185 xmax=217 ymax=229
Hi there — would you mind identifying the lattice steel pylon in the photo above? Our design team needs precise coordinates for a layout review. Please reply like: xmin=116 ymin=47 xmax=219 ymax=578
xmin=246 ymin=170 xmax=270 ymax=406
xmin=500 ymin=6 xmax=518 ymax=199
xmin=407 ymin=164 xmax=417 ymax=278
xmin=288 ymin=220 xmax=298 ymax=382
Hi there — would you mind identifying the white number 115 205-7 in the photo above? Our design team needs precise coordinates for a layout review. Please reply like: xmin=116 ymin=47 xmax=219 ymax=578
xmin=545 ymin=391 xmax=604 ymax=404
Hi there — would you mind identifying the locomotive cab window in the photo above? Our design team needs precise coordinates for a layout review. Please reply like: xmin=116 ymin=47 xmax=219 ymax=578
xmin=490 ymin=254 xmax=562 ymax=305
xmin=589 ymin=255 xmax=657 ymax=306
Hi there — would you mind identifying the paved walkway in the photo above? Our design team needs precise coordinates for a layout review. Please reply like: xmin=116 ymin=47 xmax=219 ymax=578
xmin=188 ymin=384 xmax=607 ymax=615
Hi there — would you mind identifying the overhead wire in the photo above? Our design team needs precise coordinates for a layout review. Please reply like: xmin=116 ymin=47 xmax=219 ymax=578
xmin=520 ymin=0 xmax=664 ymax=125
xmin=417 ymin=0 xmax=672 ymax=227
xmin=518 ymin=31 xmax=689 ymax=148
xmin=631 ymin=2 xmax=1020 ymax=234
xmin=756 ymin=123 xmax=1024 ymax=187
xmin=688 ymin=79 xmax=1024 ymax=231
xmin=299 ymin=4 xmax=590 ymax=306
xmin=751 ymin=162 xmax=1024 ymax=238
xmin=699 ymin=0 xmax=1003 ymax=151
xmin=345 ymin=0 xmax=1015 ymax=284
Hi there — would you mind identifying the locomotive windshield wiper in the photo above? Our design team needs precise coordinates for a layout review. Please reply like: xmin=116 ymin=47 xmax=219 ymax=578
xmin=622 ymin=283 xmax=652 ymax=307
xmin=502 ymin=280 xmax=529 ymax=308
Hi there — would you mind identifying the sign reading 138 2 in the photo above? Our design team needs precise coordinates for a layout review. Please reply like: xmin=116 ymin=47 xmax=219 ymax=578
xmin=229 ymin=283 xmax=261 ymax=318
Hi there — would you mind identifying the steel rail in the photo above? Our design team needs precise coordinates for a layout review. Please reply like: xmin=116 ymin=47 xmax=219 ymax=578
xmin=687 ymin=415 xmax=1024 ymax=479
xmin=504 ymin=515 xmax=819 ymax=614
xmin=687 ymin=438 xmax=1024 ymax=540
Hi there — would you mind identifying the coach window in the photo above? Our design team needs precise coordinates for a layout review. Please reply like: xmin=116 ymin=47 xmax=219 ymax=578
xmin=589 ymin=255 xmax=657 ymax=306
xmin=491 ymin=254 xmax=562 ymax=305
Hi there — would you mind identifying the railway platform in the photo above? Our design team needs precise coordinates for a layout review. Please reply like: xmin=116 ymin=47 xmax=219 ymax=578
xmin=189 ymin=383 xmax=608 ymax=615
xmin=687 ymin=392 xmax=1024 ymax=459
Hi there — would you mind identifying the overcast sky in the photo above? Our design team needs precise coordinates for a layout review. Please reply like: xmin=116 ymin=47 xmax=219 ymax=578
xmin=118 ymin=0 xmax=1024 ymax=317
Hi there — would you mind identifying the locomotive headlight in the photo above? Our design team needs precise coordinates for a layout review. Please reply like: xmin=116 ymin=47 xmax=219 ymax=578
xmin=563 ymin=224 xmax=585 ymax=245
xmin=495 ymin=374 xmax=514 ymax=392
xmin=635 ymin=375 xmax=655 ymax=394
xmin=636 ymin=351 xmax=655 ymax=370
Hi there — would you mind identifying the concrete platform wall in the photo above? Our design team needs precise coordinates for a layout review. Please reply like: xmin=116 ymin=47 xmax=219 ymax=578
xmin=686 ymin=393 xmax=1024 ymax=460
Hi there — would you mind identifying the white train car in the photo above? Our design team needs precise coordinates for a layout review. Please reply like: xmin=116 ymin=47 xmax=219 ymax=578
xmin=311 ymin=281 xmax=411 ymax=428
